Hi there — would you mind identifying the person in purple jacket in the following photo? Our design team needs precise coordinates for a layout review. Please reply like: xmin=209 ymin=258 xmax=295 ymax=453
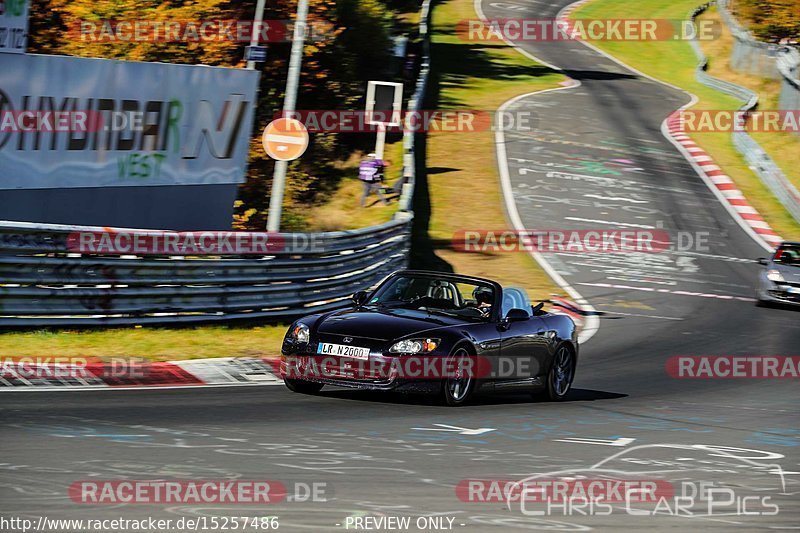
xmin=358 ymin=153 xmax=390 ymax=207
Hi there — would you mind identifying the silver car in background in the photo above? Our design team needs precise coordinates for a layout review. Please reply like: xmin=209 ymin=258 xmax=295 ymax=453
xmin=757 ymin=242 xmax=800 ymax=307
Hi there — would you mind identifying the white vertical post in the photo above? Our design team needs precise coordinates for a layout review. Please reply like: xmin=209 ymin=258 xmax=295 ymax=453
xmin=246 ymin=0 xmax=267 ymax=70
xmin=374 ymin=125 xmax=387 ymax=160
xmin=267 ymin=0 xmax=309 ymax=232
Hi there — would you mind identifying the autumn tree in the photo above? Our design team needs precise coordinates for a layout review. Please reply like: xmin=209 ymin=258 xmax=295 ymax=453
xmin=732 ymin=0 xmax=800 ymax=41
xmin=27 ymin=0 xmax=407 ymax=230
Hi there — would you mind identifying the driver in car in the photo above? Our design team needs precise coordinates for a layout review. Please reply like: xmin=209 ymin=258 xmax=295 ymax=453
xmin=776 ymin=248 xmax=799 ymax=264
xmin=472 ymin=287 xmax=493 ymax=318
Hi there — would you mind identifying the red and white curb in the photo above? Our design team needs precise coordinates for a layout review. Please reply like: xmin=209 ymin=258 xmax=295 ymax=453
xmin=550 ymin=295 xmax=593 ymax=330
xmin=557 ymin=0 xmax=781 ymax=252
xmin=556 ymin=0 xmax=590 ymax=21
xmin=665 ymin=117 xmax=783 ymax=248
xmin=0 ymin=357 xmax=283 ymax=391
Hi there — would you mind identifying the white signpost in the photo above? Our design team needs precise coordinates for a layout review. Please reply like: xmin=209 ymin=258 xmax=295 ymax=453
xmin=0 ymin=0 xmax=29 ymax=53
xmin=365 ymin=81 xmax=403 ymax=160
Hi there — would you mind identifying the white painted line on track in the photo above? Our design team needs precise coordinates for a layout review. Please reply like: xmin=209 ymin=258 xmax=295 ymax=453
xmin=583 ymin=194 xmax=649 ymax=204
xmin=562 ymin=217 xmax=656 ymax=229
xmin=577 ymin=282 xmax=755 ymax=302
xmin=677 ymin=251 xmax=758 ymax=263
xmin=599 ymin=311 xmax=684 ymax=321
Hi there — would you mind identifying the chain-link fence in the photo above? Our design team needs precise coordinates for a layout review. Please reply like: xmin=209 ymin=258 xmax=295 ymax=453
xmin=718 ymin=0 xmax=782 ymax=78
xmin=685 ymin=2 xmax=800 ymax=224
xmin=718 ymin=0 xmax=800 ymax=140
xmin=777 ymin=47 xmax=800 ymax=123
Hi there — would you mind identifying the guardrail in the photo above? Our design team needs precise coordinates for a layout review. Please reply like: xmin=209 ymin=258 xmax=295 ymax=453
xmin=0 ymin=1 xmax=433 ymax=329
xmin=0 ymin=219 xmax=411 ymax=327
xmin=684 ymin=2 xmax=800 ymax=224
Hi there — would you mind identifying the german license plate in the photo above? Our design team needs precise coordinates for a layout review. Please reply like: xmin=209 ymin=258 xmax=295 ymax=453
xmin=317 ymin=343 xmax=370 ymax=360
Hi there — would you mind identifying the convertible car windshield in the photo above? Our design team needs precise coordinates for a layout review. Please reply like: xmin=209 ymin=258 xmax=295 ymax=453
xmin=774 ymin=244 xmax=800 ymax=267
xmin=370 ymin=274 xmax=497 ymax=320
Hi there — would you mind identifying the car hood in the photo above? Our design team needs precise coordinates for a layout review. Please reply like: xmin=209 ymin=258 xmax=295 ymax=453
xmin=316 ymin=307 xmax=466 ymax=341
xmin=772 ymin=264 xmax=800 ymax=283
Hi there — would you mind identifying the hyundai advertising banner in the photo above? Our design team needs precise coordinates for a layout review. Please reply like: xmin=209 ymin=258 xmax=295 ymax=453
xmin=0 ymin=53 xmax=259 ymax=189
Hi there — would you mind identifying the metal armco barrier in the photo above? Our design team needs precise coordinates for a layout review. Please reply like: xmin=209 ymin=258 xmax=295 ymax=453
xmin=0 ymin=1 xmax=434 ymax=328
xmin=685 ymin=2 xmax=800 ymax=224
xmin=0 ymin=219 xmax=411 ymax=326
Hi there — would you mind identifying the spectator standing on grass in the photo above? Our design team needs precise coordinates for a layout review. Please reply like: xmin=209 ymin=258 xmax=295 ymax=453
xmin=358 ymin=153 xmax=390 ymax=207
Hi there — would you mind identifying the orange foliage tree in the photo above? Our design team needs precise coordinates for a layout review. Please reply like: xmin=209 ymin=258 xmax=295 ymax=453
xmin=27 ymin=0 xmax=409 ymax=230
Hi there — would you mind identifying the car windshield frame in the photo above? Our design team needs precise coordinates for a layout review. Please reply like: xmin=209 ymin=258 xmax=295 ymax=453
xmin=368 ymin=272 xmax=501 ymax=322
xmin=774 ymin=245 xmax=800 ymax=267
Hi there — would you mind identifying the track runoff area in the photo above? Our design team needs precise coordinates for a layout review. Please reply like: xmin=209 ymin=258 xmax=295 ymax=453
xmin=2 ymin=0 xmax=799 ymax=532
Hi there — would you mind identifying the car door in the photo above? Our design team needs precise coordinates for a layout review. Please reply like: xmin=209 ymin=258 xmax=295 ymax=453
xmin=497 ymin=288 xmax=551 ymax=383
xmin=499 ymin=313 xmax=550 ymax=382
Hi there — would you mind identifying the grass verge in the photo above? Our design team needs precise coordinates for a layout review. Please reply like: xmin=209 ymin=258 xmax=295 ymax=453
xmin=304 ymin=141 xmax=404 ymax=231
xmin=572 ymin=0 xmax=800 ymax=241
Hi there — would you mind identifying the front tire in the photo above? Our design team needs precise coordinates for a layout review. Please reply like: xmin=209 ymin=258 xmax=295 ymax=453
xmin=441 ymin=347 xmax=476 ymax=406
xmin=284 ymin=378 xmax=324 ymax=395
xmin=545 ymin=344 xmax=575 ymax=401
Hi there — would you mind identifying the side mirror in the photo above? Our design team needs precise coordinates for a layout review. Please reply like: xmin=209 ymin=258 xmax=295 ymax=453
xmin=757 ymin=258 xmax=769 ymax=266
xmin=504 ymin=308 xmax=530 ymax=322
xmin=352 ymin=290 xmax=369 ymax=307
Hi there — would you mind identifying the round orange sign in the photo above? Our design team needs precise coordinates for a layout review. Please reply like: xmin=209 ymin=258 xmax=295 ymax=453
xmin=262 ymin=118 xmax=309 ymax=161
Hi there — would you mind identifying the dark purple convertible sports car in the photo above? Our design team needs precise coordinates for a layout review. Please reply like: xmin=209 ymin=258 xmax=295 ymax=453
xmin=280 ymin=270 xmax=578 ymax=406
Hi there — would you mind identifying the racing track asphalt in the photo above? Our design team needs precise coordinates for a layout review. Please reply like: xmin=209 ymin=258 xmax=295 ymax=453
xmin=1 ymin=0 xmax=798 ymax=530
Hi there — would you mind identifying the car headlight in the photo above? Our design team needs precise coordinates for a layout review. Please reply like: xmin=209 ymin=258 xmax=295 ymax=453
xmin=389 ymin=338 xmax=440 ymax=354
xmin=290 ymin=323 xmax=310 ymax=344
xmin=767 ymin=269 xmax=785 ymax=283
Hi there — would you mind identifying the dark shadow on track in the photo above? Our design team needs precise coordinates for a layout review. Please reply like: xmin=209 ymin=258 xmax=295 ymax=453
xmin=562 ymin=69 xmax=639 ymax=81
xmin=312 ymin=387 xmax=627 ymax=406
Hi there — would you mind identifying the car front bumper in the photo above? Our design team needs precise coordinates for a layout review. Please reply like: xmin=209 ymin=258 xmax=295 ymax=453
xmin=757 ymin=275 xmax=800 ymax=306
xmin=279 ymin=353 xmax=443 ymax=393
